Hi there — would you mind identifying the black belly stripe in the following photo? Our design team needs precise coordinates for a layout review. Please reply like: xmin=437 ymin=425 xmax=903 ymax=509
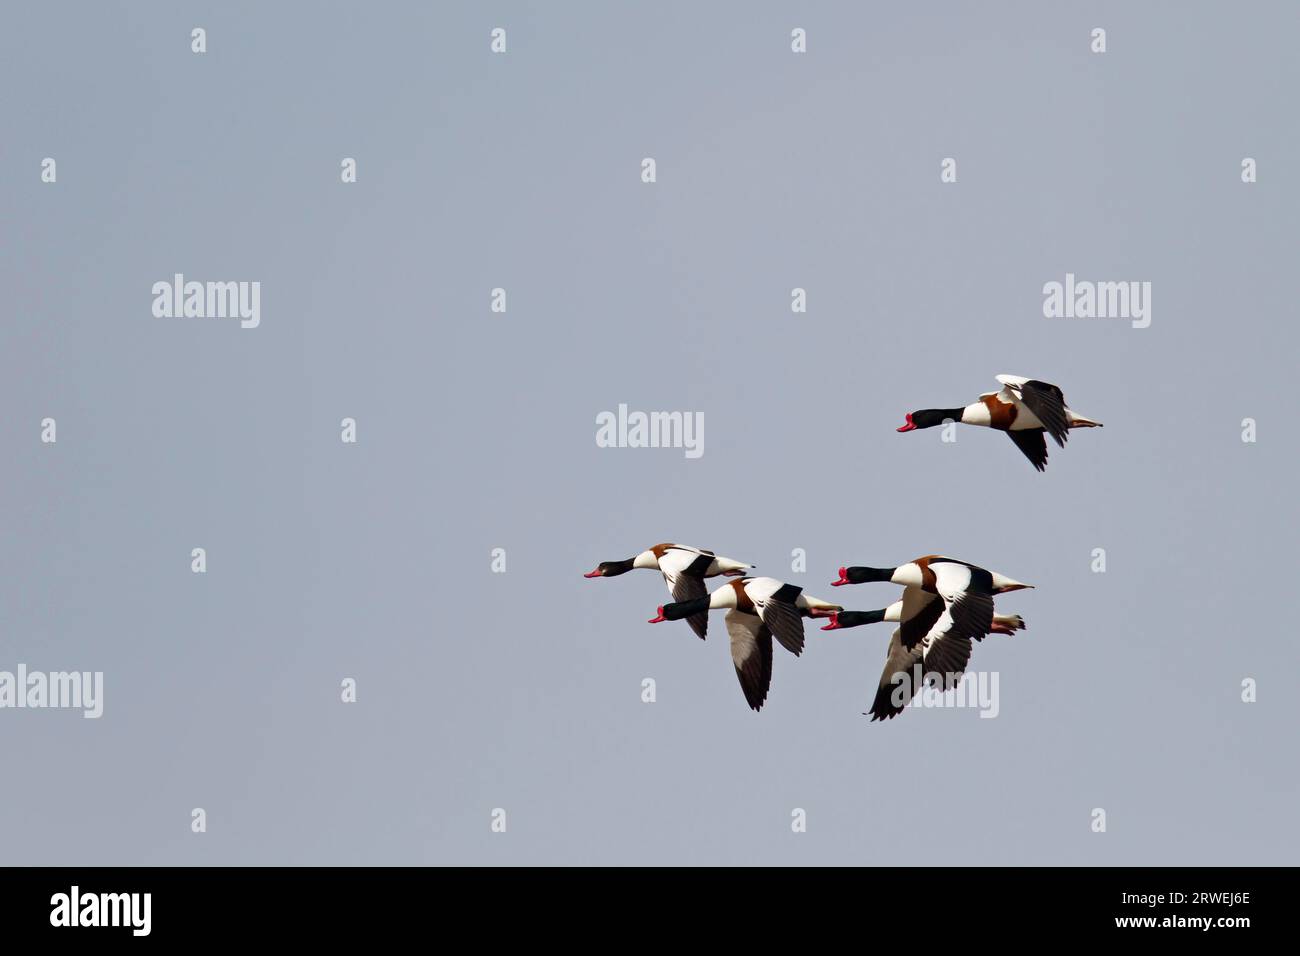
xmin=930 ymin=558 xmax=994 ymax=595
xmin=771 ymin=583 xmax=803 ymax=604
xmin=685 ymin=553 xmax=713 ymax=577
xmin=967 ymin=565 xmax=993 ymax=594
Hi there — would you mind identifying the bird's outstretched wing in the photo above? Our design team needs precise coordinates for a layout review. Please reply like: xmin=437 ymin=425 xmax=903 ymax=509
xmin=664 ymin=571 xmax=709 ymax=639
xmin=1007 ymin=428 xmax=1049 ymax=471
xmin=726 ymin=611 xmax=774 ymax=711
xmin=868 ymin=629 xmax=924 ymax=721
xmin=1016 ymin=380 xmax=1070 ymax=447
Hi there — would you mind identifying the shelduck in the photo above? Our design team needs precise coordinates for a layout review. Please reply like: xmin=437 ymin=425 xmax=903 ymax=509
xmin=826 ymin=555 xmax=1032 ymax=719
xmin=648 ymin=577 xmax=842 ymax=711
xmin=831 ymin=555 xmax=1033 ymax=598
xmin=820 ymin=598 xmax=1027 ymax=720
xmin=896 ymin=374 xmax=1102 ymax=471
xmin=585 ymin=543 xmax=753 ymax=639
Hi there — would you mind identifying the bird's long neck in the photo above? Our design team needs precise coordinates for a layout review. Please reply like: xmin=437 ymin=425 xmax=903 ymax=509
xmin=601 ymin=558 xmax=636 ymax=577
xmin=662 ymin=596 xmax=711 ymax=621
xmin=843 ymin=567 xmax=897 ymax=585
xmin=917 ymin=408 xmax=967 ymax=428
xmin=832 ymin=609 xmax=887 ymax=628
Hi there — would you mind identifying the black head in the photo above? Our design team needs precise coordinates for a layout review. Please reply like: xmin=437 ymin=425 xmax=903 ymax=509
xmin=584 ymin=558 xmax=635 ymax=579
xmin=831 ymin=566 xmax=895 ymax=587
xmin=897 ymin=408 xmax=962 ymax=432
xmin=820 ymin=609 xmax=887 ymax=630
xmin=648 ymin=595 xmax=711 ymax=624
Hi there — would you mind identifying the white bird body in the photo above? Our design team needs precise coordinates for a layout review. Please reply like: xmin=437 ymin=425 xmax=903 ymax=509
xmin=898 ymin=375 xmax=1102 ymax=470
xmin=635 ymin=544 xmax=751 ymax=578
xmin=871 ymin=556 xmax=1031 ymax=595
xmin=587 ymin=542 xmax=754 ymax=640
xmin=649 ymin=576 xmax=842 ymax=712
xmin=825 ymin=556 xmax=1034 ymax=720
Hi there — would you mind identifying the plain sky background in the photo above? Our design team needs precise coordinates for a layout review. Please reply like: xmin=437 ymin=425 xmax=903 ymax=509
xmin=2 ymin=2 xmax=1297 ymax=865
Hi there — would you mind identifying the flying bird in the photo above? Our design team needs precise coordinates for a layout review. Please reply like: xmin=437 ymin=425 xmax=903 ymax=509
xmin=822 ymin=601 xmax=1026 ymax=720
xmin=896 ymin=374 xmax=1102 ymax=471
xmin=831 ymin=555 xmax=1033 ymax=599
xmin=649 ymin=577 xmax=842 ymax=711
xmin=585 ymin=543 xmax=753 ymax=639
xmin=826 ymin=555 xmax=1032 ymax=719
